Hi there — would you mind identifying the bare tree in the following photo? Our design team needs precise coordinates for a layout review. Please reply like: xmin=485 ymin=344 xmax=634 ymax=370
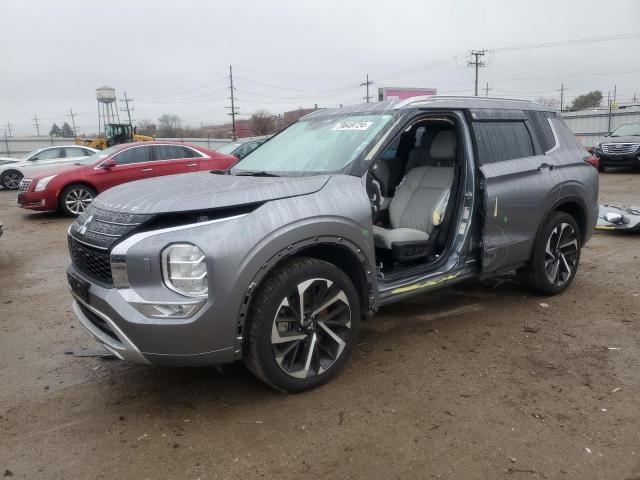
xmin=157 ymin=114 xmax=182 ymax=137
xmin=136 ymin=119 xmax=157 ymax=136
xmin=250 ymin=110 xmax=275 ymax=136
xmin=534 ymin=97 xmax=560 ymax=110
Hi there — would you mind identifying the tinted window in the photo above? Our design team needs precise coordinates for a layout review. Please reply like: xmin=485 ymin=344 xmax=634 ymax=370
xmin=30 ymin=148 xmax=63 ymax=160
xmin=64 ymin=147 xmax=89 ymax=158
xmin=180 ymin=146 xmax=203 ymax=158
xmin=526 ymin=111 xmax=556 ymax=152
xmin=151 ymin=145 xmax=188 ymax=161
xmin=114 ymin=146 xmax=151 ymax=165
xmin=473 ymin=122 xmax=534 ymax=164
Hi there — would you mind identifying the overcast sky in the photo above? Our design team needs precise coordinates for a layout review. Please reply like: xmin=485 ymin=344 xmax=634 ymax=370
xmin=1 ymin=0 xmax=639 ymax=135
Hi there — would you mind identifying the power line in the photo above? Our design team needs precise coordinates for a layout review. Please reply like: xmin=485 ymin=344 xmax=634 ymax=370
xmin=493 ymin=32 xmax=640 ymax=53
xmin=32 ymin=114 xmax=41 ymax=136
xmin=468 ymin=50 xmax=487 ymax=97
xmin=360 ymin=74 xmax=374 ymax=103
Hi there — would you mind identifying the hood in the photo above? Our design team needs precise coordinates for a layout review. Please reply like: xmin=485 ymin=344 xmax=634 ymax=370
xmin=27 ymin=163 xmax=88 ymax=181
xmin=93 ymin=172 xmax=332 ymax=214
xmin=598 ymin=135 xmax=640 ymax=145
xmin=0 ymin=158 xmax=20 ymax=166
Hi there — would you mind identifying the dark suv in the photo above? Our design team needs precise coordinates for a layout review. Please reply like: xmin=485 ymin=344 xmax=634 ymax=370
xmin=66 ymin=97 xmax=598 ymax=392
xmin=594 ymin=123 xmax=640 ymax=172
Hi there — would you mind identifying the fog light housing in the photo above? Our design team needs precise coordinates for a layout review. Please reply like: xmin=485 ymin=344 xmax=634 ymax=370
xmin=132 ymin=301 xmax=204 ymax=319
xmin=161 ymin=243 xmax=208 ymax=297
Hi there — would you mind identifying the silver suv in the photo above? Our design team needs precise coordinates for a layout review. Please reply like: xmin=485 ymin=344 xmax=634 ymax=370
xmin=66 ymin=97 xmax=598 ymax=392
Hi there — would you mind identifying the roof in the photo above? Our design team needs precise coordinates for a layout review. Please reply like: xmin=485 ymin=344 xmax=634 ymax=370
xmin=305 ymin=95 xmax=549 ymax=120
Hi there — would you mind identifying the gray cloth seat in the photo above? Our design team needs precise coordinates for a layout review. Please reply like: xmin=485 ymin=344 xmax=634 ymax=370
xmin=406 ymin=128 xmax=456 ymax=170
xmin=374 ymin=130 xmax=457 ymax=254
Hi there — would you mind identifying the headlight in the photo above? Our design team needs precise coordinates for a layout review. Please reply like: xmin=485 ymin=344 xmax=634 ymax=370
xmin=161 ymin=243 xmax=208 ymax=297
xmin=34 ymin=174 xmax=56 ymax=192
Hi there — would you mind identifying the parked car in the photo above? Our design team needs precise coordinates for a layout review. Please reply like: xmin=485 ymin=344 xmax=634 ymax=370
xmin=0 ymin=146 xmax=98 ymax=190
xmin=593 ymin=123 xmax=640 ymax=172
xmin=18 ymin=142 xmax=236 ymax=216
xmin=216 ymin=139 xmax=264 ymax=159
xmin=66 ymin=97 xmax=598 ymax=392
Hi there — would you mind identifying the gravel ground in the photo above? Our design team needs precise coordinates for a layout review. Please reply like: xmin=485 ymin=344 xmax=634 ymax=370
xmin=1 ymin=172 xmax=639 ymax=480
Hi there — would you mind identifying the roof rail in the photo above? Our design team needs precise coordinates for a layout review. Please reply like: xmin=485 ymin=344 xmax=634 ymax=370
xmin=393 ymin=95 xmax=533 ymax=110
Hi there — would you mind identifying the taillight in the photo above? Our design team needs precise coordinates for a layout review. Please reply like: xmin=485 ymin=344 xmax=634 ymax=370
xmin=584 ymin=155 xmax=599 ymax=169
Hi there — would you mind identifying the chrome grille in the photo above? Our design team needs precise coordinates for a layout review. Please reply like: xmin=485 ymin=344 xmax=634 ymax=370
xmin=601 ymin=143 xmax=640 ymax=155
xmin=18 ymin=179 xmax=32 ymax=192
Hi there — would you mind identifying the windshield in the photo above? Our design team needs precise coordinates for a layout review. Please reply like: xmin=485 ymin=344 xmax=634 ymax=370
xmin=75 ymin=145 xmax=121 ymax=165
xmin=231 ymin=113 xmax=393 ymax=175
xmin=217 ymin=142 xmax=242 ymax=154
xmin=610 ymin=123 xmax=640 ymax=137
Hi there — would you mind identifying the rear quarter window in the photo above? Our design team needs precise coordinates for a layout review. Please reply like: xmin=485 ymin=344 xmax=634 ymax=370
xmin=526 ymin=111 xmax=557 ymax=152
xmin=473 ymin=121 xmax=535 ymax=164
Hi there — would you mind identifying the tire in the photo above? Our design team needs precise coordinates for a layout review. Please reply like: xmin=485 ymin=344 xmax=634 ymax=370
xmin=244 ymin=257 xmax=361 ymax=392
xmin=1 ymin=170 xmax=23 ymax=190
xmin=59 ymin=183 xmax=96 ymax=216
xmin=518 ymin=211 xmax=582 ymax=296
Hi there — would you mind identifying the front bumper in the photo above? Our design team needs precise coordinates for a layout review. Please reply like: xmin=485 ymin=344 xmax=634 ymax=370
xmin=68 ymin=265 xmax=237 ymax=366
xmin=596 ymin=151 xmax=640 ymax=168
xmin=17 ymin=190 xmax=56 ymax=211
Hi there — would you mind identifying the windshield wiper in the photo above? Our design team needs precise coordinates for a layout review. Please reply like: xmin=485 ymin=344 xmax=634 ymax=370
xmin=233 ymin=170 xmax=280 ymax=177
xmin=210 ymin=168 xmax=231 ymax=175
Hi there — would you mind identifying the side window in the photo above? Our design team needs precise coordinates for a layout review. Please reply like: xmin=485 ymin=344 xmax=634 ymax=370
xmin=151 ymin=145 xmax=188 ymax=161
xmin=30 ymin=148 xmax=62 ymax=160
xmin=473 ymin=121 xmax=534 ymax=164
xmin=65 ymin=147 xmax=89 ymax=158
xmin=114 ymin=146 xmax=150 ymax=165
xmin=83 ymin=148 xmax=96 ymax=156
xmin=180 ymin=146 xmax=203 ymax=158
xmin=526 ymin=111 xmax=557 ymax=152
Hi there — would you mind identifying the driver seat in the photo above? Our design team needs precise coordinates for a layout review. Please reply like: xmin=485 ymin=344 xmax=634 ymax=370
xmin=373 ymin=130 xmax=456 ymax=263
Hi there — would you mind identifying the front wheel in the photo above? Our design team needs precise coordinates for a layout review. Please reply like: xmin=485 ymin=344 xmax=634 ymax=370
xmin=1 ymin=170 xmax=23 ymax=190
xmin=518 ymin=212 xmax=582 ymax=295
xmin=60 ymin=183 xmax=96 ymax=216
xmin=244 ymin=257 xmax=361 ymax=392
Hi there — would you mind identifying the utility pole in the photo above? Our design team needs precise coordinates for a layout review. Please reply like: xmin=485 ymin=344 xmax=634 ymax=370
xmin=467 ymin=50 xmax=486 ymax=97
xmin=68 ymin=108 xmax=78 ymax=136
xmin=5 ymin=122 xmax=13 ymax=137
xmin=119 ymin=92 xmax=134 ymax=126
xmin=484 ymin=82 xmax=492 ymax=97
xmin=607 ymin=91 xmax=612 ymax=133
xmin=559 ymin=83 xmax=566 ymax=112
xmin=612 ymin=84 xmax=617 ymax=108
xmin=32 ymin=114 xmax=41 ymax=136
xmin=226 ymin=65 xmax=239 ymax=141
xmin=360 ymin=74 xmax=374 ymax=103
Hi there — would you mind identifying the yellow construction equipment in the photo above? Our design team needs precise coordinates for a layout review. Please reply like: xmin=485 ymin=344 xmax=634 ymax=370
xmin=75 ymin=123 xmax=153 ymax=150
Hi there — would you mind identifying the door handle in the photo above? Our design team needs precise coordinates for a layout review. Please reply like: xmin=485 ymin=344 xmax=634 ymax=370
xmin=186 ymin=163 xmax=197 ymax=167
xmin=537 ymin=162 xmax=554 ymax=171
xmin=141 ymin=168 xmax=153 ymax=172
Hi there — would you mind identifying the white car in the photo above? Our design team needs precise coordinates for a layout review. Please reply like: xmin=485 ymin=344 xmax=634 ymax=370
xmin=0 ymin=146 xmax=98 ymax=190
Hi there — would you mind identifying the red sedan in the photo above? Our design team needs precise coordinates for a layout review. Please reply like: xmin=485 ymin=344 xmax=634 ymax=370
xmin=17 ymin=142 xmax=236 ymax=216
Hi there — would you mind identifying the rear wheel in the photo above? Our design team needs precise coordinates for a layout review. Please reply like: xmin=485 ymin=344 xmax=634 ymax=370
xmin=518 ymin=212 xmax=581 ymax=295
xmin=60 ymin=183 xmax=96 ymax=216
xmin=244 ymin=257 xmax=360 ymax=392
xmin=1 ymin=170 xmax=23 ymax=190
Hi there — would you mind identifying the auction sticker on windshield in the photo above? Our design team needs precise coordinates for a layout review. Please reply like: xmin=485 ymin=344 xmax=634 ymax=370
xmin=332 ymin=121 xmax=374 ymax=131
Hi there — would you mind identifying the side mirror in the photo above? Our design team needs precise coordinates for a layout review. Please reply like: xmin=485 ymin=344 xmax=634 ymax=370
xmin=101 ymin=158 xmax=118 ymax=169
xmin=30 ymin=156 xmax=39 ymax=161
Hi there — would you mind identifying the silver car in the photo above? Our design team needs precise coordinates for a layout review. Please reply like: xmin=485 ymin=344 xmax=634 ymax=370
xmin=66 ymin=97 xmax=598 ymax=392
xmin=0 ymin=146 xmax=98 ymax=189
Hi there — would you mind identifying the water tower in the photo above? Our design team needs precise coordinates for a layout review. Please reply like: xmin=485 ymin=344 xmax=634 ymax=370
xmin=96 ymin=86 xmax=121 ymax=134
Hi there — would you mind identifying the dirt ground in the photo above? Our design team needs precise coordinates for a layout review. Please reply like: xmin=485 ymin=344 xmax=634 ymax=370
xmin=1 ymin=172 xmax=639 ymax=480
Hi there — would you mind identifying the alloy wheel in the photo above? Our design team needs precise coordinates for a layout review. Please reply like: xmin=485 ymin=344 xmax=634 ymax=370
xmin=271 ymin=278 xmax=351 ymax=379
xmin=65 ymin=188 xmax=93 ymax=215
xmin=544 ymin=222 xmax=578 ymax=287
xmin=3 ymin=172 xmax=22 ymax=189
